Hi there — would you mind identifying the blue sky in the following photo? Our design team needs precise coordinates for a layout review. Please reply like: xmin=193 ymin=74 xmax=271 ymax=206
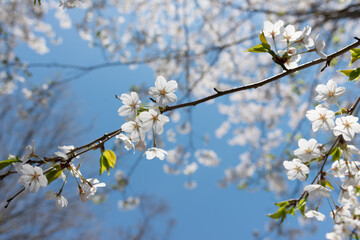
xmin=14 ymin=9 xmax=338 ymax=240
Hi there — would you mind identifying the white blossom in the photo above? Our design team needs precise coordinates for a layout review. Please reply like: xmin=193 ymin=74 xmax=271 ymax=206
xmin=315 ymin=79 xmax=346 ymax=105
xmin=304 ymin=184 xmax=331 ymax=198
xmin=121 ymin=117 xmax=145 ymax=142
xmin=184 ymin=181 xmax=197 ymax=190
xmin=17 ymin=164 xmax=48 ymax=193
xmin=281 ymin=24 xmax=302 ymax=42
xmin=116 ymin=133 xmax=135 ymax=152
xmin=306 ymin=105 xmax=335 ymax=132
xmin=144 ymin=147 xmax=167 ymax=160
xmin=293 ymin=138 xmax=321 ymax=162
xmin=46 ymin=191 xmax=68 ymax=209
xmin=263 ymin=20 xmax=284 ymax=38
xmin=305 ymin=210 xmax=326 ymax=221
xmin=139 ymin=108 xmax=169 ymax=135
xmin=314 ymin=34 xmax=327 ymax=59
xmin=283 ymin=158 xmax=309 ymax=181
xmin=117 ymin=92 xmax=141 ymax=119
xmin=333 ymin=116 xmax=360 ymax=141
xmin=79 ymin=178 xmax=106 ymax=202
xmin=149 ymin=76 xmax=178 ymax=106
xmin=297 ymin=26 xmax=314 ymax=49
xmin=21 ymin=140 xmax=35 ymax=163
xmin=55 ymin=145 xmax=76 ymax=160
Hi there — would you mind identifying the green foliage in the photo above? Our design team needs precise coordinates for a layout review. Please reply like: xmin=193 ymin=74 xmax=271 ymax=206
xmin=99 ymin=150 xmax=117 ymax=175
xmin=46 ymin=167 xmax=63 ymax=184
xmin=338 ymin=68 xmax=360 ymax=82
xmin=245 ymin=43 xmax=271 ymax=53
xmin=0 ymin=157 xmax=20 ymax=170
xmin=320 ymin=179 xmax=334 ymax=190
xmin=330 ymin=147 xmax=341 ymax=162
xmin=268 ymin=199 xmax=307 ymax=223
xmin=349 ymin=48 xmax=360 ymax=66
xmin=33 ymin=0 xmax=41 ymax=5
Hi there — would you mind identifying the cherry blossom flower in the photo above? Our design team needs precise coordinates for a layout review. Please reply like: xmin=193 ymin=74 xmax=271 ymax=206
xmin=281 ymin=24 xmax=302 ymax=42
xmin=121 ymin=117 xmax=145 ymax=142
xmin=315 ymin=79 xmax=346 ymax=105
xmin=297 ymin=26 xmax=314 ymax=49
xmin=117 ymin=92 xmax=141 ymax=119
xmin=55 ymin=145 xmax=76 ymax=160
xmin=183 ymin=162 xmax=198 ymax=175
xmin=284 ymin=54 xmax=301 ymax=69
xmin=305 ymin=210 xmax=326 ymax=221
xmin=341 ymin=145 xmax=360 ymax=160
xmin=79 ymin=178 xmax=106 ymax=202
xmin=21 ymin=140 xmax=35 ymax=163
xmin=139 ymin=108 xmax=169 ymax=135
xmin=283 ymin=158 xmax=309 ymax=181
xmin=46 ymin=191 xmax=68 ymax=209
xmin=330 ymin=159 xmax=348 ymax=178
xmin=263 ymin=20 xmax=284 ymax=38
xmin=17 ymin=164 xmax=48 ymax=193
xmin=116 ymin=133 xmax=135 ymax=152
xmin=331 ymin=204 xmax=352 ymax=223
xmin=304 ymin=184 xmax=331 ymax=198
xmin=163 ymin=164 xmax=181 ymax=175
xmin=149 ymin=76 xmax=178 ymax=106
xmin=314 ymin=34 xmax=327 ymax=59
xmin=293 ymin=138 xmax=321 ymax=162
xmin=306 ymin=105 xmax=335 ymax=132
xmin=195 ymin=149 xmax=220 ymax=167
xmin=333 ymin=116 xmax=360 ymax=141
xmin=144 ymin=147 xmax=167 ymax=160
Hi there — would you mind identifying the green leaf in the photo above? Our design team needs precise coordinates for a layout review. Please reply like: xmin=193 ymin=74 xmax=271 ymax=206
xmin=274 ymin=200 xmax=289 ymax=208
xmin=259 ymin=31 xmax=268 ymax=44
xmin=99 ymin=150 xmax=117 ymax=175
xmin=322 ymin=179 xmax=334 ymax=190
xmin=287 ymin=206 xmax=295 ymax=216
xmin=245 ymin=43 xmax=271 ymax=53
xmin=297 ymin=199 xmax=307 ymax=216
xmin=331 ymin=147 xmax=341 ymax=162
xmin=46 ymin=168 xmax=63 ymax=184
xmin=349 ymin=68 xmax=360 ymax=81
xmin=338 ymin=68 xmax=360 ymax=82
xmin=268 ymin=207 xmax=286 ymax=220
xmin=350 ymin=48 xmax=360 ymax=66
xmin=0 ymin=158 xmax=20 ymax=170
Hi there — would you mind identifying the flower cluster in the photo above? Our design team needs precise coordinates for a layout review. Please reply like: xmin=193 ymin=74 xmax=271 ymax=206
xmin=280 ymin=78 xmax=360 ymax=238
xmin=117 ymin=75 xmax=178 ymax=160
xmin=261 ymin=20 xmax=327 ymax=69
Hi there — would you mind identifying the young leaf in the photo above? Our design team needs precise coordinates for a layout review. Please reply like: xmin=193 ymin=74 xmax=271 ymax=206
xmin=297 ymin=199 xmax=307 ymax=216
xmin=349 ymin=48 xmax=360 ymax=66
xmin=245 ymin=43 xmax=271 ymax=53
xmin=0 ymin=158 xmax=20 ymax=170
xmin=46 ymin=168 xmax=63 ymax=184
xmin=99 ymin=150 xmax=117 ymax=175
xmin=331 ymin=147 xmax=341 ymax=162
xmin=259 ymin=31 xmax=268 ymax=44
xmin=338 ymin=68 xmax=360 ymax=82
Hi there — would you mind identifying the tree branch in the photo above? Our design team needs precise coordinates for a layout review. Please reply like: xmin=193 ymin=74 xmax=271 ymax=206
xmin=162 ymin=37 xmax=360 ymax=113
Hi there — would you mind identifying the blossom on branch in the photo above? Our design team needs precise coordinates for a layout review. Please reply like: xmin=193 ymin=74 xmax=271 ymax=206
xmin=46 ymin=191 xmax=68 ymax=209
xmin=149 ymin=76 xmax=178 ymax=106
xmin=16 ymin=164 xmax=48 ymax=193
xmin=121 ymin=117 xmax=145 ymax=142
xmin=306 ymin=105 xmax=335 ymax=132
xmin=314 ymin=34 xmax=327 ymax=59
xmin=333 ymin=116 xmax=360 ymax=141
xmin=263 ymin=20 xmax=284 ymax=38
xmin=139 ymin=108 xmax=169 ymax=135
xmin=79 ymin=178 xmax=106 ymax=202
xmin=283 ymin=158 xmax=309 ymax=181
xmin=117 ymin=92 xmax=141 ymax=119
xmin=144 ymin=147 xmax=167 ymax=160
xmin=315 ymin=79 xmax=346 ymax=105
xmin=293 ymin=138 xmax=321 ymax=162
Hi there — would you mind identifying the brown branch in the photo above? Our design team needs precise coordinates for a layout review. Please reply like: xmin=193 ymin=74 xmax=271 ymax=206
xmin=162 ymin=37 xmax=360 ymax=113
